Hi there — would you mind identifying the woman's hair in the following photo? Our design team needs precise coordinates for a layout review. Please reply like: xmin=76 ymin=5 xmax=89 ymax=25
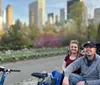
xmin=69 ymin=40 xmax=80 ymax=58
xmin=70 ymin=40 xmax=79 ymax=46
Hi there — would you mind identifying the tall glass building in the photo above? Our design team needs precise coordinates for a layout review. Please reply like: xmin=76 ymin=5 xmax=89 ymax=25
xmin=29 ymin=0 xmax=46 ymax=29
xmin=0 ymin=0 xmax=2 ymax=16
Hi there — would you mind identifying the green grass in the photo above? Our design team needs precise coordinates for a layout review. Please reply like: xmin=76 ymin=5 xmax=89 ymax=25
xmin=0 ymin=47 xmax=68 ymax=62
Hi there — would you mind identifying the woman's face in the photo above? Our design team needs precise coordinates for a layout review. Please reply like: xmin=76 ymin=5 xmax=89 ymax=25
xmin=70 ymin=43 xmax=78 ymax=54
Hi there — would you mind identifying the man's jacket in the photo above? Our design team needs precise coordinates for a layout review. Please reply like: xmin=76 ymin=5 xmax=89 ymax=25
xmin=65 ymin=54 xmax=100 ymax=85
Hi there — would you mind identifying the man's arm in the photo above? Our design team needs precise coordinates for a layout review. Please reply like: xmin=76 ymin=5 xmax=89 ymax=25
xmin=63 ymin=57 xmax=83 ymax=85
xmin=85 ymin=62 xmax=100 ymax=85
xmin=65 ymin=57 xmax=82 ymax=77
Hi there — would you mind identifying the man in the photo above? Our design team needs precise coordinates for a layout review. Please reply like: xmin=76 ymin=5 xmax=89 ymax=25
xmin=62 ymin=41 xmax=100 ymax=85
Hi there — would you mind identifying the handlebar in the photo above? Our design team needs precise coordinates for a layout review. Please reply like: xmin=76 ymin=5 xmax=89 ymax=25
xmin=5 ymin=69 xmax=21 ymax=72
xmin=0 ymin=67 xmax=21 ymax=85
xmin=0 ymin=66 xmax=21 ymax=73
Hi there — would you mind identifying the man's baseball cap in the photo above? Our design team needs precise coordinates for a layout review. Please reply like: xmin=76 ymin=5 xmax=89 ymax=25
xmin=83 ymin=41 xmax=96 ymax=48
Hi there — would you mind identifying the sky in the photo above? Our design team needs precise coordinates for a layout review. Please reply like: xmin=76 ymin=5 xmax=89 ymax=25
xmin=2 ymin=0 xmax=100 ymax=24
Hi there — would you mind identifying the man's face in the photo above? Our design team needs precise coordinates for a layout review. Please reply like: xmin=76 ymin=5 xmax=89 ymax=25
xmin=84 ymin=45 xmax=96 ymax=56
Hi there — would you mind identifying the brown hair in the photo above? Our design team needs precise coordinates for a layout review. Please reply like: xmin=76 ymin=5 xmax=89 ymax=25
xmin=70 ymin=40 xmax=79 ymax=46
xmin=69 ymin=40 xmax=80 ymax=59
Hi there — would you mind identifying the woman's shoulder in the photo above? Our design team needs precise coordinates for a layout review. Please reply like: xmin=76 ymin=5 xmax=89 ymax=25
xmin=79 ymin=53 xmax=84 ymax=57
xmin=64 ymin=52 xmax=70 ymax=61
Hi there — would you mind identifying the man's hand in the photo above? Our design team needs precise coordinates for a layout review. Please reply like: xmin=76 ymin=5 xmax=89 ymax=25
xmin=62 ymin=77 xmax=69 ymax=85
xmin=76 ymin=81 xmax=85 ymax=85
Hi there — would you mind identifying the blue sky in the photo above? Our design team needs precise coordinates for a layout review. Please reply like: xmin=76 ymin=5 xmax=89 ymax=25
xmin=2 ymin=0 xmax=100 ymax=24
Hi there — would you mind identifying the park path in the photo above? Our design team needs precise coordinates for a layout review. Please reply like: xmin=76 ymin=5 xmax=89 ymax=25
xmin=1 ymin=55 xmax=65 ymax=85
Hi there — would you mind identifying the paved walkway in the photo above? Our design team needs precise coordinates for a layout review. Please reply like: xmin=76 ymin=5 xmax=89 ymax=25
xmin=11 ymin=78 xmax=38 ymax=85
xmin=2 ymin=55 xmax=65 ymax=85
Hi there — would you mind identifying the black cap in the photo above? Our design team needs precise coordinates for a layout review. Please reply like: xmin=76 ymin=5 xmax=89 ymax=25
xmin=83 ymin=41 xmax=96 ymax=48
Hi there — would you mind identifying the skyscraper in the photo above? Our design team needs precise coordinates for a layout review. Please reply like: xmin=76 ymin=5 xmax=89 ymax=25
xmin=29 ymin=0 xmax=46 ymax=29
xmin=94 ymin=8 xmax=100 ymax=24
xmin=6 ymin=4 xmax=13 ymax=29
xmin=29 ymin=1 xmax=37 ymax=25
xmin=60 ymin=8 xmax=66 ymax=22
xmin=48 ymin=13 xmax=54 ymax=24
xmin=0 ymin=0 xmax=2 ymax=16
xmin=55 ymin=14 xmax=60 ymax=24
xmin=0 ymin=0 xmax=2 ymax=31
xmin=0 ymin=16 xmax=3 ymax=31
xmin=2 ymin=10 xmax=6 ymax=29
xmin=29 ymin=10 xmax=34 ymax=24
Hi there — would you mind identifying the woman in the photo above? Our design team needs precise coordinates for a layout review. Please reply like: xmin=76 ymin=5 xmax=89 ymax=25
xmin=62 ymin=40 xmax=83 ymax=73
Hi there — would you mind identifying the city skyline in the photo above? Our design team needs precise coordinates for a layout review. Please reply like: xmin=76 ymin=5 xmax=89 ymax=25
xmin=2 ymin=0 xmax=100 ymax=24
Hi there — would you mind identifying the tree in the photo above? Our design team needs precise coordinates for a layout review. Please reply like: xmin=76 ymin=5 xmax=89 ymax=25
xmin=29 ymin=24 xmax=41 ymax=41
xmin=0 ymin=24 xmax=30 ymax=50
xmin=0 ymin=23 xmax=42 ymax=50
xmin=7 ymin=25 xmax=23 ymax=49
xmin=87 ymin=24 xmax=98 ymax=41
xmin=0 ymin=29 xmax=5 ymax=38
xmin=43 ymin=24 xmax=55 ymax=32
xmin=34 ymin=32 xmax=61 ymax=47
xmin=0 ymin=32 xmax=9 ymax=50
xmin=69 ymin=1 xmax=87 ymax=41
xmin=96 ymin=23 xmax=100 ymax=43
